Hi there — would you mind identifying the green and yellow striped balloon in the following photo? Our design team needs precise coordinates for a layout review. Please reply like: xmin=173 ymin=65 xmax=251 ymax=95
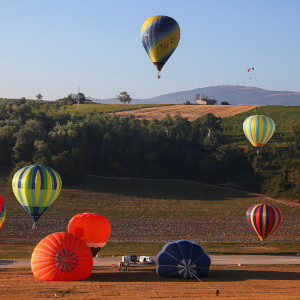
xmin=243 ymin=115 xmax=275 ymax=147
xmin=12 ymin=165 xmax=62 ymax=227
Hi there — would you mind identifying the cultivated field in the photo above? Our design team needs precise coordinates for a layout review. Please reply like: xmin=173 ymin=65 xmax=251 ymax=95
xmin=0 ymin=265 xmax=299 ymax=299
xmin=115 ymin=104 xmax=260 ymax=121
xmin=0 ymin=177 xmax=298 ymax=245
xmin=68 ymin=104 xmax=170 ymax=114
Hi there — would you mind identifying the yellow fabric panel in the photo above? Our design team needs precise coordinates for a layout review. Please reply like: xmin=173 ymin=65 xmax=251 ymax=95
xmin=149 ymin=26 xmax=180 ymax=62
xmin=258 ymin=116 xmax=264 ymax=144
xmin=262 ymin=118 xmax=271 ymax=145
xmin=262 ymin=204 xmax=267 ymax=237
xmin=22 ymin=168 xmax=31 ymax=208
xmin=141 ymin=15 xmax=162 ymax=36
xmin=250 ymin=204 xmax=262 ymax=240
xmin=250 ymin=116 xmax=258 ymax=145
xmin=244 ymin=118 xmax=254 ymax=145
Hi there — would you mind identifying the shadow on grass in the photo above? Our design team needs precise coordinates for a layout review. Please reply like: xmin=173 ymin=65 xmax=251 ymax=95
xmin=76 ymin=176 xmax=258 ymax=201
xmin=209 ymin=269 xmax=300 ymax=281
xmin=86 ymin=268 xmax=299 ymax=283
xmin=0 ymin=259 xmax=14 ymax=265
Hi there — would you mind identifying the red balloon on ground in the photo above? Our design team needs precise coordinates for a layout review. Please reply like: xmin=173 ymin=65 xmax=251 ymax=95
xmin=31 ymin=232 xmax=93 ymax=281
xmin=68 ymin=212 xmax=111 ymax=256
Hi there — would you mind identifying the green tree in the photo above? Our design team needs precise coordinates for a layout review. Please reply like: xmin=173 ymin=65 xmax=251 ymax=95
xmin=77 ymin=92 xmax=86 ymax=104
xmin=117 ymin=91 xmax=132 ymax=104
xmin=36 ymin=93 xmax=43 ymax=101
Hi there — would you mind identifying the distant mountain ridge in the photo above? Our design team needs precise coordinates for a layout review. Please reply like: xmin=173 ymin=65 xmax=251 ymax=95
xmin=88 ymin=85 xmax=300 ymax=105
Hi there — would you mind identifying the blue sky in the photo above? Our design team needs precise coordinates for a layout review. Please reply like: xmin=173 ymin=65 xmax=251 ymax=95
xmin=0 ymin=0 xmax=299 ymax=100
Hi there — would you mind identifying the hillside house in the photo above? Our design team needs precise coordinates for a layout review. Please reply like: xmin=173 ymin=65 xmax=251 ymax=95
xmin=195 ymin=99 xmax=209 ymax=105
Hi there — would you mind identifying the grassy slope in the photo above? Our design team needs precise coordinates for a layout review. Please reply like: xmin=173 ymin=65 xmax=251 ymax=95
xmin=0 ymin=177 xmax=298 ymax=258
xmin=67 ymin=104 xmax=171 ymax=114
xmin=222 ymin=105 xmax=300 ymax=145
xmin=0 ymin=242 xmax=299 ymax=259
xmin=1 ymin=176 xmax=298 ymax=218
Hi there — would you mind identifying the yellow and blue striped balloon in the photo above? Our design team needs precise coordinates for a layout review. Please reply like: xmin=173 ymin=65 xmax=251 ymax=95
xmin=243 ymin=115 xmax=275 ymax=147
xmin=141 ymin=15 xmax=180 ymax=73
xmin=12 ymin=165 xmax=62 ymax=226
xmin=0 ymin=194 xmax=6 ymax=229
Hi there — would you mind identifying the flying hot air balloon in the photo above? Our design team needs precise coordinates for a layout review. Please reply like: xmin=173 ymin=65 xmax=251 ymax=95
xmin=12 ymin=165 xmax=62 ymax=229
xmin=141 ymin=15 xmax=180 ymax=79
xmin=246 ymin=203 xmax=282 ymax=246
xmin=243 ymin=115 xmax=275 ymax=153
xmin=0 ymin=194 xmax=6 ymax=229
xmin=68 ymin=212 xmax=111 ymax=257
xmin=31 ymin=232 xmax=93 ymax=281
xmin=156 ymin=239 xmax=211 ymax=279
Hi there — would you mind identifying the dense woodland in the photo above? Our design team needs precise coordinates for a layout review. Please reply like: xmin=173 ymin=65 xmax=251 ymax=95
xmin=0 ymin=99 xmax=298 ymax=200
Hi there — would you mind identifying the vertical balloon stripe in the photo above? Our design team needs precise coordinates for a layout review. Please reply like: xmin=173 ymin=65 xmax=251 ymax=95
xmin=262 ymin=116 xmax=275 ymax=145
xmin=261 ymin=204 xmax=266 ymax=237
xmin=247 ymin=116 xmax=256 ymax=145
xmin=256 ymin=205 xmax=263 ymax=238
xmin=266 ymin=205 xmax=275 ymax=237
xmin=261 ymin=116 xmax=268 ymax=143
xmin=250 ymin=205 xmax=261 ymax=238
xmin=251 ymin=115 xmax=258 ymax=144
xmin=0 ymin=195 xmax=5 ymax=229
xmin=258 ymin=116 xmax=264 ymax=144
xmin=18 ymin=167 xmax=29 ymax=188
xmin=263 ymin=118 xmax=271 ymax=145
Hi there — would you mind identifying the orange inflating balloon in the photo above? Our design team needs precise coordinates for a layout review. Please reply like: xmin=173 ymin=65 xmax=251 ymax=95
xmin=31 ymin=232 xmax=93 ymax=281
xmin=68 ymin=213 xmax=111 ymax=256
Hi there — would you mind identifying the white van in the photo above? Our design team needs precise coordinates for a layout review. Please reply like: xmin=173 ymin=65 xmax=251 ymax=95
xmin=139 ymin=256 xmax=155 ymax=264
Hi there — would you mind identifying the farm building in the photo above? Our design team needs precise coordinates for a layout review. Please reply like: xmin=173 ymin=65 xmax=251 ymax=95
xmin=195 ymin=99 xmax=209 ymax=105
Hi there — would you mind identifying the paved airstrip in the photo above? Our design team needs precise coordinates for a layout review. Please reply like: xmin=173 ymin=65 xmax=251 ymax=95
xmin=0 ymin=255 xmax=299 ymax=269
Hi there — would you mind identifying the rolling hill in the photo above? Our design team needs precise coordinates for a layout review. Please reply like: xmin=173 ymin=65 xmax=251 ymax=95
xmin=89 ymin=85 xmax=300 ymax=105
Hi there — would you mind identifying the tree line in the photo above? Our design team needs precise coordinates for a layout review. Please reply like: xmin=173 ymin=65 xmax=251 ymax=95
xmin=0 ymin=100 xmax=298 ymax=199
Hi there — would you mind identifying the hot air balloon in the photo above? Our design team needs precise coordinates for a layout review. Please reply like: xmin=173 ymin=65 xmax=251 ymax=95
xmin=246 ymin=203 xmax=282 ymax=246
xmin=31 ymin=232 xmax=93 ymax=281
xmin=141 ymin=15 xmax=180 ymax=79
xmin=0 ymin=194 xmax=6 ymax=229
xmin=243 ymin=115 xmax=275 ymax=153
xmin=68 ymin=212 xmax=111 ymax=257
xmin=12 ymin=165 xmax=62 ymax=229
xmin=156 ymin=239 xmax=211 ymax=279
